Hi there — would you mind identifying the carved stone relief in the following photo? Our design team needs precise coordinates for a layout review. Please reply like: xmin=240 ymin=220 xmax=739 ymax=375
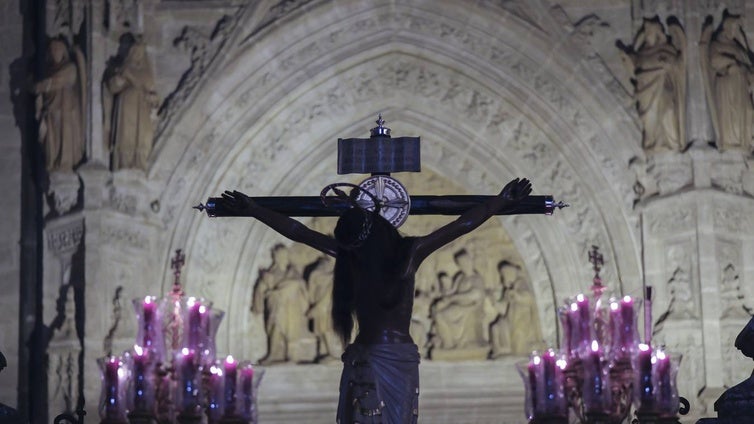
xmin=717 ymin=239 xmax=752 ymax=319
xmin=662 ymin=241 xmax=698 ymax=321
xmin=617 ymin=16 xmax=687 ymax=153
xmin=244 ymin=171 xmax=543 ymax=363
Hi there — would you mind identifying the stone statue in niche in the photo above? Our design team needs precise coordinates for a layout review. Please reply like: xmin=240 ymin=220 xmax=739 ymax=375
xmin=491 ymin=261 xmax=543 ymax=357
xmin=251 ymin=244 xmax=314 ymax=363
xmin=429 ymin=249 xmax=491 ymax=359
xmin=34 ymin=37 xmax=86 ymax=172
xmin=701 ymin=10 xmax=754 ymax=154
xmin=306 ymin=255 xmax=341 ymax=362
xmin=720 ymin=263 xmax=752 ymax=319
xmin=103 ymin=36 xmax=159 ymax=171
xmin=617 ymin=16 xmax=687 ymax=153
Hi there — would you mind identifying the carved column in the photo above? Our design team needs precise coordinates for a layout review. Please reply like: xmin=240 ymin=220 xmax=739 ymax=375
xmin=43 ymin=215 xmax=85 ymax=421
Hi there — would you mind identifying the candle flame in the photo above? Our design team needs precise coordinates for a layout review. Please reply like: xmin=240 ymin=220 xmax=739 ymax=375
xmin=623 ymin=295 xmax=632 ymax=303
xmin=638 ymin=343 xmax=650 ymax=352
xmin=656 ymin=350 xmax=667 ymax=360
xmin=134 ymin=345 xmax=144 ymax=356
xmin=181 ymin=347 xmax=190 ymax=356
xmin=610 ymin=301 xmax=619 ymax=311
xmin=532 ymin=355 xmax=541 ymax=365
xmin=570 ymin=302 xmax=578 ymax=312
xmin=556 ymin=358 xmax=567 ymax=370
xmin=226 ymin=355 xmax=235 ymax=364
xmin=199 ymin=305 xmax=207 ymax=314
xmin=144 ymin=296 xmax=152 ymax=304
xmin=591 ymin=340 xmax=599 ymax=352
xmin=576 ymin=293 xmax=586 ymax=302
xmin=210 ymin=365 xmax=223 ymax=376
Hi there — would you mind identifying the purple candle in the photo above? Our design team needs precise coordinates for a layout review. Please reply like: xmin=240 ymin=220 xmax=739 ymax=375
xmin=224 ymin=355 xmax=238 ymax=417
xmin=636 ymin=344 xmax=654 ymax=412
xmin=576 ymin=294 xmax=591 ymax=349
xmin=132 ymin=346 xmax=148 ymax=412
xmin=142 ymin=297 xmax=155 ymax=348
xmin=207 ymin=365 xmax=223 ymax=423
xmin=187 ymin=298 xmax=203 ymax=351
xmin=559 ymin=306 xmax=575 ymax=357
xmin=655 ymin=349 xmax=672 ymax=412
xmin=529 ymin=354 xmax=540 ymax=413
xmin=240 ymin=363 xmax=254 ymax=419
xmin=103 ymin=356 xmax=122 ymax=419
xmin=178 ymin=348 xmax=198 ymax=413
xmin=620 ymin=296 xmax=636 ymax=350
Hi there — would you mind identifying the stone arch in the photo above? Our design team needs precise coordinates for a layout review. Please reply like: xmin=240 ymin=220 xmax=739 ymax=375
xmin=149 ymin=0 xmax=644 ymax=356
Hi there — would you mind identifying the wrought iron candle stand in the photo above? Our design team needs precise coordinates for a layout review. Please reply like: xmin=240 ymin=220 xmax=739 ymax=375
xmin=92 ymin=250 xmax=262 ymax=424
xmin=518 ymin=246 xmax=689 ymax=424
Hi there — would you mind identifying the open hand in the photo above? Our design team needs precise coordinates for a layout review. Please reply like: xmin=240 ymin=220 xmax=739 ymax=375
xmin=499 ymin=178 xmax=532 ymax=202
xmin=221 ymin=190 xmax=256 ymax=215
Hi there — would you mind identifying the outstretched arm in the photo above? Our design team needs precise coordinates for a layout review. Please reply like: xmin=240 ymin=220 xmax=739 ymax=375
xmin=408 ymin=178 xmax=532 ymax=270
xmin=221 ymin=190 xmax=338 ymax=257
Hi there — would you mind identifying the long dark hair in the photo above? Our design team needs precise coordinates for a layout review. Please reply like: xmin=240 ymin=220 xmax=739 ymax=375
xmin=331 ymin=207 xmax=402 ymax=345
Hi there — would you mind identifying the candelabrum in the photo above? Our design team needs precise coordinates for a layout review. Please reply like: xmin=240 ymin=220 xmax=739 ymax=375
xmin=517 ymin=246 xmax=688 ymax=424
xmin=97 ymin=250 xmax=263 ymax=424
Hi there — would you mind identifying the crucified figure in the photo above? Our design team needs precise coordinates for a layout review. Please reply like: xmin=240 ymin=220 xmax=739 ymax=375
xmin=219 ymin=177 xmax=532 ymax=424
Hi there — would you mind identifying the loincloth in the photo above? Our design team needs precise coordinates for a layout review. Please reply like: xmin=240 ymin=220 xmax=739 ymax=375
xmin=336 ymin=343 xmax=420 ymax=424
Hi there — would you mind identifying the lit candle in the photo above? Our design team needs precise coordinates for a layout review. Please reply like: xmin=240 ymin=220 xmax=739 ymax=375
xmin=583 ymin=340 xmax=606 ymax=413
xmin=529 ymin=354 xmax=541 ymax=414
xmin=542 ymin=350 xmax=558 ymax=414
xmin=576 ymin=294 xmax=591 ymax=349
xmin=620 ymin=296 xmax=635 ymax=351
xmin=103 ymin=356 xmax=123 ymax=419
xmin=224 ymin=355 xmax=238 ymax=417
xmin=178 ymin=348 xmax=198 ymax=413
xmin=637 ymin=344 xmax=654 ymax=412
xmin=187 ymin=298 xmax=203 ymax=351
xmin=132 ymin=345 xmax=148 ymax=412
xmin=207 ymin=365 xmax=223 ymax=424
xmin=240 ymin=363 xmax=254 ymax=419
xmin=142 ymin=296 xmax=156 ymax=349
xmin=655 ymin=349 xmax=672 ymax=412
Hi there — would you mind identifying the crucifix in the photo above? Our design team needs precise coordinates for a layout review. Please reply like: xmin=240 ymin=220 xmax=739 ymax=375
xmin=194 ymin=115 xmax=568 ymax=222
xmin=193 ymin=114 xmax=568 ymax=422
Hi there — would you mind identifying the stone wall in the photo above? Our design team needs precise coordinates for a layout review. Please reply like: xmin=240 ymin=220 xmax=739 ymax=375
xmin=0 ymin=0 xmax=23 ymax=410
xmin=2 ymin=0 xmax=754 ymax=422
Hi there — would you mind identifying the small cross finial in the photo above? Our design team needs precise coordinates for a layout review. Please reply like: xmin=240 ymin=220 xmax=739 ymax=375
xmin=171 ymin=249 xmax=186 ymax=293
xmin=588 ymin=245 xmax=604 ymax=291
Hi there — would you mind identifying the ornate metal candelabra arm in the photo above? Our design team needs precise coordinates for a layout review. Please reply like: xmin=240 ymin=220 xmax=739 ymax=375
xmin=53 ymin=407 xmax=86 ymax=424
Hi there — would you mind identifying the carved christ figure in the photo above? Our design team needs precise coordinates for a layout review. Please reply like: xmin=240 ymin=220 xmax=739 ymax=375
xmin=701 ymin=11 xmax=754 ymax=153
xmin=219 ymin=177 xmax=531 ymax=424
xmin=618 ymin=16 xmax=687 ymax=153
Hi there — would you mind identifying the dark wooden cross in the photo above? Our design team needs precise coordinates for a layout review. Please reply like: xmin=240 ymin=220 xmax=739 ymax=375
xmin=195 ymin=115 xmax=567 ymax=220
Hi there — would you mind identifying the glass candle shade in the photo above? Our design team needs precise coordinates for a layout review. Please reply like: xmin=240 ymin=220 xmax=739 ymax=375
xmin=655 ymin=349 xmax=682 ymax=418
xmin=633 ymin=344 xmax=656 ymax=414
xmin=238 ymin=362 xmax=264 ymax=422
xmin=200 ymin=308 xmax=225 ymax=367
xmin=125 ymin=346 xmax=156 ymax=415
xmin=206 ymin=363 xmax=224 ymax=424
xmin=581 ymin=340 xmax=611 ymax=415
xmin=183 ymin=297 xmax=209 ymax=354
xmin=517 ymin=350 xmax=568 ymax=421
xmin=133 ymin=296 xmax=165 ymax=363
xmin=174 ymin=348 xmax=202 ymax=417
xmin=608 ymin=296 xmax=641 ymax=361
xmin=98 ymin=355 xmax=128 ymax=423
